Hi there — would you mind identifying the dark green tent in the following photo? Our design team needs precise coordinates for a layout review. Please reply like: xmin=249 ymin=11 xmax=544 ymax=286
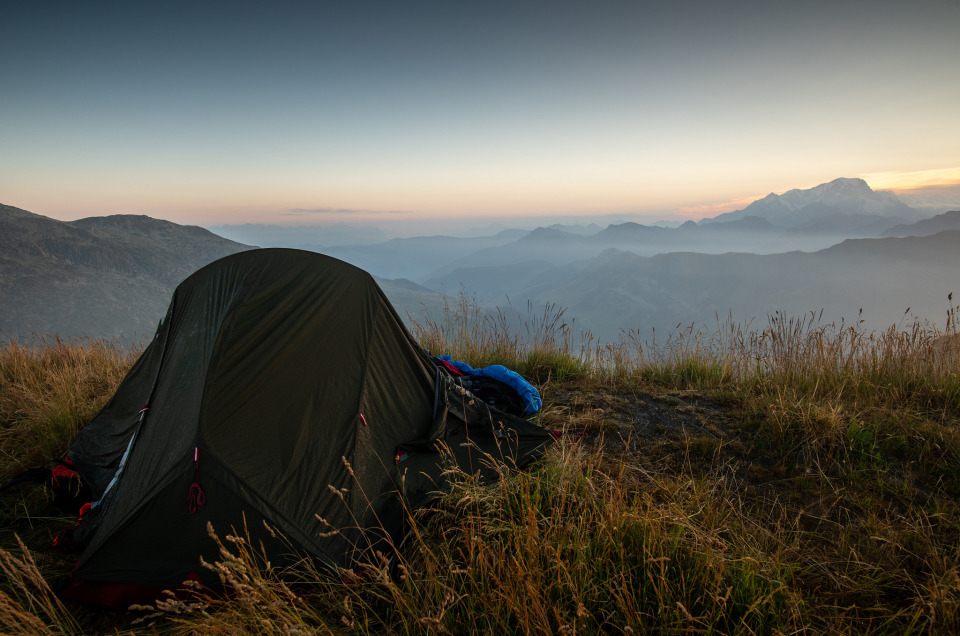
xmin=61 ymin=248 xmax=552 ymax=605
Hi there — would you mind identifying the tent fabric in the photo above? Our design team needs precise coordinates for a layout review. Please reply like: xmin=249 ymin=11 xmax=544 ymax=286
xmin=62 ymin=249 xmax=553 ymax=600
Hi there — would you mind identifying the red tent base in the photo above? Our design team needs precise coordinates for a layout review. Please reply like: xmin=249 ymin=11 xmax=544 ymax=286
xmin=61 ymin=570 xmax=206 ymax=609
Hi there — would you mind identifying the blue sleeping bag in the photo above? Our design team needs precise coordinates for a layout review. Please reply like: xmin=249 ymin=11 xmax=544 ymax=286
xmin=437 ymin=355 xmax=542 ymax=416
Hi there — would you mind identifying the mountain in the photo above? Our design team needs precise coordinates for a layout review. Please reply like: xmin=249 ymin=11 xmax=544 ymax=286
xmin=546 ymin=222 xmax=603 ymax=236
xmin=7 ymin=176 xmax=950 ymax=345
xmin=433 ymin=231 xmax=960 ymax=342
xmin=881 ymin=210 xmax=960 ymax=238
xmin=519 ymin=226 xmax=582 ymax=243
xmin=701 ymin=177 xmax=922 ymax=231
xmin=595 ymin=215 xmax=782 ymax=244
xmin=373 ymin=276 xmax=453 ymax=324
xmin=318 ymin=230 xmax=528 ymax=281
xmin=430 ymin=215 xmax=820 ymax=278
xmin=1 ymin=204 xmax=465 ymax=342
xmin=0 ymin=205 xmax=254 ymax=341
xmin=241 ymin=178 xmax=929 ymax=288
xmin=423 ymin=178 xmax=923 ymax=280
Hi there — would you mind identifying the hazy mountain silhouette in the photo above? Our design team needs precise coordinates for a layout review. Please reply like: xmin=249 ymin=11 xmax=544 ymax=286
xmin=1 ymin=204 xmax=459 ymax=342
xmin=4 ymin=176 xmax=948 ymax=345
xmin=701 ymin=177 xmax=921 ymax=230
xmin=425 ymin=213 xmax=862 ymax=279
xmin=547 ymin=222 xmax=603 ymax=236
xmin=372 ymin=276 xmax=454 ymax=326
xmin=229 ymin=178 xmax=927 ymax=286
xmin=881 ymin=210 xmax=960 ymax=238
xmin=1 ymin=205 xmax=254 ymax=341
xmin=320 ymin=230 xmax=528 ymax=281
xmin=429 ymin=231 xmax=960 ymax=341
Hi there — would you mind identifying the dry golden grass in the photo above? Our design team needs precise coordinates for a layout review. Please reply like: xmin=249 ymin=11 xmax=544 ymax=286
xmin=0 ymin=536 xmax=79 ymax=635
xmin=0 ymin=299 xmax=958 ymax=634
xmin=0 ymin=337 xmax=138 ymax=482
xmin=415 ymin=295 xmax=960 ymax=411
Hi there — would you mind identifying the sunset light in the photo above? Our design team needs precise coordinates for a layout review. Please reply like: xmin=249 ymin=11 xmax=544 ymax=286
xmin=861 ymin=166 xmax=960 ymax=191
xmin=2 ymin=1 xmax=957 ymax=228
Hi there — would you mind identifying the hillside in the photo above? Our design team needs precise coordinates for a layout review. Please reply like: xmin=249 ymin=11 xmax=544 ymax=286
xmin=0 ymin=205 xmax=254 ymax=341
xmin=882 ymin=209 xmax=960 ymax=237
xmin=1 ymin=205 xmax=501 ymax=343
xmin=430 ymin=230 xmax=960 ymax=340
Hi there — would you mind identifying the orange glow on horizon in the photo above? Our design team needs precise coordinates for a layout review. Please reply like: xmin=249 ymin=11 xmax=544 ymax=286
xmin=861 ymin=167 xmax=960 ymax=192
xmin=676 ymin=195 xmax=765 ymax=219
xmin=9 ymin=165 xmax=960 ymax=228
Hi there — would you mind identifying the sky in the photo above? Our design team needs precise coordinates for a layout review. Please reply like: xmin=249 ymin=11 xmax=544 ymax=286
xmin=2 ymin=0 xmax=959 ymax=231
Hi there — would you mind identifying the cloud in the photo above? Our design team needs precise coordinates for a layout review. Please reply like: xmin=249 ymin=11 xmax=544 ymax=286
xmin=285 ymin=208 xmax=410 ymax=216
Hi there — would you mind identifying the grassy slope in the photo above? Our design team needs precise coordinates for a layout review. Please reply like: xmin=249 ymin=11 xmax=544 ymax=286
xmin=1 ymin=303 xmax=959 ymax=634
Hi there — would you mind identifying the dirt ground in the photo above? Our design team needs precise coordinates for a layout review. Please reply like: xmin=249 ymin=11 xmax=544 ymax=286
xmin=535 ymin=381 xmax=806 ymax=502
xmin=539 ymin=382 xmax=744 ymax=456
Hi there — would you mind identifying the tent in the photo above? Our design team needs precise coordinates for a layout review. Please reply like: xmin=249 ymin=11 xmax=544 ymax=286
xmin=60 ymin=248 xmax=553 ymax=605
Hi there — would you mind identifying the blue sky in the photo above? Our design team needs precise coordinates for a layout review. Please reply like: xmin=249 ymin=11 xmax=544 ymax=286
xmin=2 ymin=0 xmax=958 ymax=228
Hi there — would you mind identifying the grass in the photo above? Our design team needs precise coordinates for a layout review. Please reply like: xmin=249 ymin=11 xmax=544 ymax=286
xmin=1 ymin=299 xmax=959 ymax=634
xmin=0 ymin=535 xmax=80 ymax=635
xmin=413 ymin=293 xmax=592 ymax=383
xmin=0 ymin=337 xmax=139 ymax=483
xmin=381 ymin=444 xmax=798 ymax=634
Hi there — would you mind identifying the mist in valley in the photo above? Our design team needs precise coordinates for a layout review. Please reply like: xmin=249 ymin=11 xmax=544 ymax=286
xmin=4 ymin=178 xmax=959 ymax=345
xmin=206 ymin=178 xmax=960 ymax=344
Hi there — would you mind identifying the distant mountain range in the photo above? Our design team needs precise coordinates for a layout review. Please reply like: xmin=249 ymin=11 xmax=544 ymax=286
xmin=321 ymin=229 xmax=529 ymax=282
xmin=319 ymin=178 xmax=940 ymax=280
xmin=3 ymin=176 xmax=958 ymax=343
xmin=428 ymin=231 xmax=960 ymax=340
xmin=881 ymin=209 xmax=960 ymax=238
